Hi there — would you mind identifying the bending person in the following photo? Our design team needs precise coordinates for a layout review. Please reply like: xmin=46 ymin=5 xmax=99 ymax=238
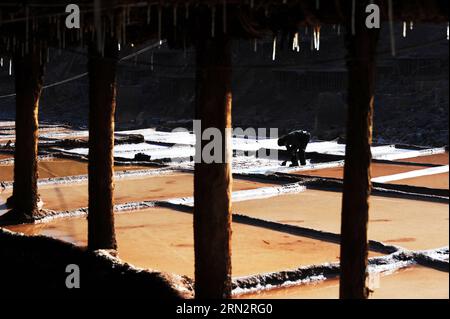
xmin=278 ymin=130 xmax=311 ymax=167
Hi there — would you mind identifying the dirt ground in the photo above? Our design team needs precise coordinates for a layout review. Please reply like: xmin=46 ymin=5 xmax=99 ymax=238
xmin=292 ymin=161 xmax=448 ymax=189
xmin=0 ymin=158 xmax=151 ymax=181
xmin=292 ymin=162 xmax=426 ymax=179
xmin=0 ymin=173 xmax=275 ymax=211
xmin=389 ymin=172 xmax=449 ymax=189
xmin=397 ymin=153 xmax=449 ymax=165
xmin=237 ymin=266 xmax=449 ymax=299
xmin=233 ymin=190 xmax=449 ymax=250
xmin=4 ymin=207 xmax=378 ymax=278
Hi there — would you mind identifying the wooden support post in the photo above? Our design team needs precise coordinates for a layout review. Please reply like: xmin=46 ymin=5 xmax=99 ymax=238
xmin=7 ymin=50 xmax=45 ymax=221
xmin=87 ymin=22 xmax=118 ymax=251
xmin=194 ymin=32 xmax=233 ymax=299
xmin=339 ymin=1 xmax=380 ymax=299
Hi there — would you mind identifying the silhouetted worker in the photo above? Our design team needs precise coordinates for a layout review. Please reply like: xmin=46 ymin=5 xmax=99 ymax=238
xmin=278 ymin=130 xmax=311 ymax=167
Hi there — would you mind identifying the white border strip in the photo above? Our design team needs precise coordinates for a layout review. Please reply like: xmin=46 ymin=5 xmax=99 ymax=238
xmin=372 ymin=147 xmax=446 ymax=161
xmin=372 ymin=165 xmax=449 ymax=183
xmin=166 ymin=183 xmax=307 ymax=207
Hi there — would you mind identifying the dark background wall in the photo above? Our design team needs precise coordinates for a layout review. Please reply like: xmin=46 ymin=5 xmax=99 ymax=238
xmin=0 ymin=23 xmax=448 ymax=146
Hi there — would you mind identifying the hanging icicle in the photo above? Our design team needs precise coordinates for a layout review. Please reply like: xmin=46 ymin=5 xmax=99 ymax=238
xmin=388 ymin=0 xmax=396 ymax=56
xmin=147 ymin=3 xmax=151 ymax=24
xmin=39 ymin=43 xmax=43 ymax=66
xmin=158 ymin=5 xmax=162 ymax=45
xmin=77 ymin=22 xmax=81 ymax=41
xmin=173 ymin=5 xmax=177 ymax=27
xmin=447 ymin=22 xmax=449 ymax=41
xmin=0 ymin=58 xmax=3 ymax=67
xmin=183 ymin=36 xmax=187 ymax=60
xmin=101 ymin=19 xmax=106 ymax=57
xmin=292 ymin=32 xmax=300 ymax=52
xmin=56 ymin=16 xmax=61 ymax=45
xmin=292 ymin=33 xmax=297 ymax=51
xmin=109 ymin=14 xmax=114 ymax=38
xmin=403 ymin=21 xmax=407 ymax=38
xmin=211 ymin=6 xmax=216 ymax=37
xmin=313 ymin=28 xmax=317 ymax=50
xmin=410 ymin=21 xmax=414 ymax=31
xmin=80 ymin=19 xmax=84 ymax=48
xmin=313 ymin=26 xmax=321 ymax=51
xmin=351 ymin=0 xmax=356 ymax=35
xmin=122 ymin=7 xmax=127 ymax=45
xmin=223 ymin=1 xmax=227 ymax=34
xmin=94 ymin=0 xmax=102 ymax=52
xmin=8 ymin=59 xmax=12 ymax=76
xmin=25 ymin=5 xmax=29 ymax=54
xmin=253 ymin=39 xmax=258 ymax=52
xmin=63 ymin=27 xmax=66 ymax=50
xmin=272 ymin=36 xmax=277 ymax=61
xmin=151 ymin=52 xmax=154 ymax=71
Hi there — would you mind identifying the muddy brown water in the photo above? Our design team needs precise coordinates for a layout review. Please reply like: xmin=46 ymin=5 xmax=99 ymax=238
xmin=0 ymin=173 xmax=275 ymax=212
xmin=4 ymin=207 xmax=381 ymax=278
xmin=292 ymin=162 xmax=427 ymax=179
xmin=236 ymin=265 xmax=449 ymax=299
xmin=293 ymin=161 xmax=449 ymax=189
xmin=233 ymin=190 xmax=449 ymax=250
xmin=0 ymin=158 xmax=150 ymax=181
xmin=397 ymin=153 xmax=449 ymax=166
xmin=389 ymin=172 xmax=449 ymax=189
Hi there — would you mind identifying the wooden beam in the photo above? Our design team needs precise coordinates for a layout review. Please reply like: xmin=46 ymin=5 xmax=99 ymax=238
xmin=87 ymin=12 xmax=118 ymax=251
xmin=6 ymin=48 xmax=45 ymax=222
xmin=339 ymin=0 xmax=380 ymax=299
xmin=194 ymin=31 xmax=233 ymax=298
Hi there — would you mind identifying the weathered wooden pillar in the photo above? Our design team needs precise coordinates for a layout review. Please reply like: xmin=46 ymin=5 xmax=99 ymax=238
xmin=7 ymin=49 xmax=45 ymax=221
xmin=194 ymin=31 xmax=233 ymax=298
xmin=339 ymin=1 xmax=380 ymax=299
xmin=87 ymin=20 xmax=118 ymax=251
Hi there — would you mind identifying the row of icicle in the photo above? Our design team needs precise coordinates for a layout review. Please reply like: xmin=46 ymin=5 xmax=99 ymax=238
xmin=0 ymin=0 xmax=449 ymax=71
xmin=1 ymin=22 xmax=448 ymax=73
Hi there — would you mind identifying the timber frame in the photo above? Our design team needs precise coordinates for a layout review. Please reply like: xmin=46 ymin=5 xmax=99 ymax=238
xmin=0 ymin=0 xmax=448 ymax=299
